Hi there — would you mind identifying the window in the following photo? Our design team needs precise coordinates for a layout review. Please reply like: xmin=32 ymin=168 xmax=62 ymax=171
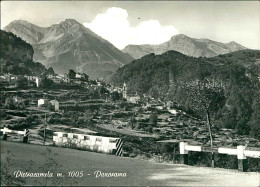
xmin=73 ymin=135 xmax=78 ymax=139
xmin=96 ymin=138 xmax=102 ymax=142
xmin=84 ymin=136 xmax=90 ymax=140
xmin=63 ymin=134 xmax=68 ymax=137
xmin=109 ymin=139 xmax=117 ymax=143
xmin=53 ymin=132 xmax=58 ymax=136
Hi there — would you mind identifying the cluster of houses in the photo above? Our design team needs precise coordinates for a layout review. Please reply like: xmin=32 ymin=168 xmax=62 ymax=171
xmin=109 ymin=83 xmax=179 ymax=111
xmin=47 ymin=72 xmax=87 ymax=85
xmin=37 ymin=98 xmax=59 ymax=111
xmin=108 ymin=83 xmax=141 ymax=104
xmin=1 ymin=71 xmax=179 ymax=115
xmin=0 ymin=73 xmax=41 ymax=88
xmin=0 ymin=72 xmax=106 ymax=90
xmin=46 ymin=72 xmax=106 ymax=89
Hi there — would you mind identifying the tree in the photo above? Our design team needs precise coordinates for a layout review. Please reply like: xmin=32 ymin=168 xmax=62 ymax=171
xmin=46 ymin=67 xmax=55 ymax=75
xmin=149 ymin=112 xmax=158 ymax=127
xmin=180 ymin=78 xmax=225 ymax=167
xmin=81 ymin=73 xmax=89 ymax=81
xmin=4 ymin=98 xmax=15 ymax=109
xmin=98 ymin=86 xmax=109 ymax=96
xmin=249 ymin=91 xmax=260 ymax=140
xmin=16 ymin=78 xmax=28 ymax=88
xmin=129 ymin=116 xmax=136 ymax=129
xmin=42 ymin=76 xmax=53 ymax=88
xmin=68 ymin=69 xmax=76 ymax=79
xmin=111 ymin=91 xmax=121 ymax=101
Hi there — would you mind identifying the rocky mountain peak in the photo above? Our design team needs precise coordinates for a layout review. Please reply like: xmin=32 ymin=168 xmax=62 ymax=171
xmin=4 ymin=20 xmax=48 ymax=44
xmin=171 ymin=34 xmax=189 ymax=39
xmin=226 ymin=41 xmax=246 ymax=51
xmin=8 ymin=20 xmax=34 ymax=27
xmin=52 ymin=19 xmax=81 ymax=30
xmin=4 ymin=19 xmax=133 ymax=80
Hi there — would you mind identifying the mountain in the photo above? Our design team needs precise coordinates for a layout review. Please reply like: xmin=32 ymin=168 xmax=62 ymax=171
xmin=122 ymin=34 xmax=247 ymax=59
xmin=4 ymin=19 xmax=133 ymax=79
xmin=0 ymin=30 xmax=47 ymax=75
xmin=111 ymin=50 xmax=260 ymax=138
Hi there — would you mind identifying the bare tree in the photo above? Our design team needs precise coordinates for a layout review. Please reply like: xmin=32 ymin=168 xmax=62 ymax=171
xmin=180 ymin=78 xmax=225 ymax=167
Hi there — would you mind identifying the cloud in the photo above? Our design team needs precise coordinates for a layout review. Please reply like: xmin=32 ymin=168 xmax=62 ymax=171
xmin=83 ymin=7 xmax=179 ymax=49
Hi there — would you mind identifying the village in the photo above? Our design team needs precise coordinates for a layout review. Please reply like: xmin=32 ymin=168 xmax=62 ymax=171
xmin=1 ymin=71 xmax=260 ymax=152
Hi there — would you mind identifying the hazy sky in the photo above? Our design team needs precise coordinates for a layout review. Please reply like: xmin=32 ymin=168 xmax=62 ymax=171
xmin=1 ymin=1 xmax=259 ymax=49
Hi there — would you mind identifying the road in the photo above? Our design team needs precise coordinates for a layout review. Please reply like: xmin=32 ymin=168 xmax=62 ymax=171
xmin=1 ymin=141 xmax=259 ymax=186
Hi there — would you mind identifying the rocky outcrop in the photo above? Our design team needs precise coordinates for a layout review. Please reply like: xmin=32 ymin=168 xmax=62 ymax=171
xmin=0 ymin=30 xmax=34 ymax=62
xmin=122 ymin=34 xmax=247 ymax=59
xmin=0 ymin=30 xmax=46 ymax=75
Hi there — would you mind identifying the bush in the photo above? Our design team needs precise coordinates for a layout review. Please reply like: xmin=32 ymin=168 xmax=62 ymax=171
xmin=250 ymin=120 xmax=260 ymax=140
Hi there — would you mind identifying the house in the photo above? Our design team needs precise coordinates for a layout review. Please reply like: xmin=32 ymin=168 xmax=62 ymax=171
xmin=50 ymin=100 xmax=59 ymax=111
xmin=74 ymin=79 xmax=82 ymax=85
xmin=24 ymin=75 xmax=41 ymax=87
xmin=28 ymin=80 xmax=37 ymax=87
xmin=63 ymin=78 xmax=70 ymax=83
xmin=52 ymin=77 xmax=62 ymax=84
xmin=155 ymin=105 xmax=164 ymax=110
xmin=114 ymin=87 xmax=123 ymax=93
xmin=47 ymin=74 xmax=55 ymax=79
xmin=128 ymin=95 xmax=141 ymax=104
xmin=122 ymin=83 xmax=140 ymax=104
xmin=76 ymin=73 xmax=84 ymax=79
xmin=38 ymin=99 xmax=47 ymax=107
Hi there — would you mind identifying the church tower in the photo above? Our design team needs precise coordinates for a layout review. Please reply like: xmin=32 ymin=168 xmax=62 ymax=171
xmin=122 ymin=82 xmax=127 ymax=99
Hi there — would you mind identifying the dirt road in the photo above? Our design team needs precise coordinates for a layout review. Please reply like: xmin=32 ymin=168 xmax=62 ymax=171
xmin=1 ymin=141 xmax=259 ymax=186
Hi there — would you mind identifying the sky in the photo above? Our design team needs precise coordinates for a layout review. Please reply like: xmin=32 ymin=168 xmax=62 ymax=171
xmin=1 ymin=1 xmax=259 ymax=50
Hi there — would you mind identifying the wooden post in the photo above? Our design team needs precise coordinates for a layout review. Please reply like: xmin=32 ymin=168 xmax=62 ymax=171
xmin=179 ymin=142 xmax=188 ymax=164
xmin=23 ymin=129 xmax=29 ymax=143
xmin=237 ymin=145 xmax=247 ymax=172
xmin=2 ymin=127 xmax=8 ymax=140
xmin=2 ymin=134 xmax=7 ymax=140
xmin=43 ymin=113 xmax=47 ymax=145
xmin=206 ymin=111 xmax=214 ymax=167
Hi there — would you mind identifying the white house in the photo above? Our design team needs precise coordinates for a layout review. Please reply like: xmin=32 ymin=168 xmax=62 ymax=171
xmin=76 ymin=73 xmax=83 ymax=79
xmin=128 ymin=95 xmax=141 ymax=104
xmin=25 ymin=75 xmax=41 ymax=87
xmin=38 ymin=99 xmax=46 ymax=107
xmin=50 ymin=100 xmax=59 ymax=111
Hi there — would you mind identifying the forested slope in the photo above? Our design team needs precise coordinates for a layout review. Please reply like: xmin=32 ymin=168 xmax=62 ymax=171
xmin=111 ymin=50 xmax=260 ymax=138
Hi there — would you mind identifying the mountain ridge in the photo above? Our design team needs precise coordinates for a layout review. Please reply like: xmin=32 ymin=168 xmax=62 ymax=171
xmin=122 ymin=34 xmax=247 ymax=59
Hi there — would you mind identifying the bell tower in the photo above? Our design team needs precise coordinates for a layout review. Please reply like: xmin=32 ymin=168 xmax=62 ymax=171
xmin=122 ymin=82 xmax=127 ymax=98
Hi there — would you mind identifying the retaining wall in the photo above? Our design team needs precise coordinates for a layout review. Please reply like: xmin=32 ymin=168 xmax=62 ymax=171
xmin=53 ymin=132 xmax=123 ymax=156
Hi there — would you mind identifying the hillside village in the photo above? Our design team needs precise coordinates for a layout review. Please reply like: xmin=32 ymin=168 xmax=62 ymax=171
xmin=1 ymin=70 xmax=260 ymax=151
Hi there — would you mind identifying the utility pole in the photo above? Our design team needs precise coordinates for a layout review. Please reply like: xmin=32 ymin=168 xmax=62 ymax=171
xmin=206 ymin=110 xmax=214 ymax=167
xmin=43 ymin=113 xmax=47 ymax=145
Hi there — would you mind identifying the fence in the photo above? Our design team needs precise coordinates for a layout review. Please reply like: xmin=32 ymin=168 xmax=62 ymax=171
xmin=179 ymin=142 xmax=260 ymax=172
xmin=53 ymin=131 xmax=123 ymax=156
xmin=1 ymin=127 xmax=29 ymax=143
